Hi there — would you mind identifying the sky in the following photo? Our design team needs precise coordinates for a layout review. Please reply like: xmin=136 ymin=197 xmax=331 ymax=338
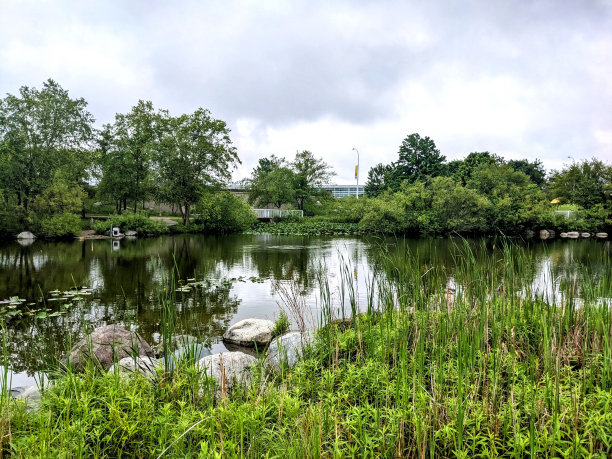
xmin=1 ymin=0 xmax=611 ymax=184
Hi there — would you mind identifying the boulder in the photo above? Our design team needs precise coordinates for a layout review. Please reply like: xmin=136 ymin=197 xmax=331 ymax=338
xmin=266 ymin=332 xmax=313 ymax=371
xmin=223 ymin=319 xmax=276 ymax=347
xmin=581 ymin=232 xmax=591 ymax=238
xmin=125 ymin=230 xmax=137 ymax=237
xmin=197 ymin=352 xmax=258 ymax=395
xmin=567 ymin=231 xmax=579 ymax=239
xmin=560 ymin=232 xmax=568 ymax=238
xmin=166 ymin=343 xmax=212 ymax=371
xmin=154 ymin=334 xmax=200 ymax=355
xmin=539 ymin=230 xmax=550 ymax=239
xmin=596 ymin=232 xmax=608 ymax=239
xmin=108 ymin=356 xmax=161 ymax=379
xmin=68 ymin=324 xmax=153 ymax=371
xmin=16 ymin=231 xmax=36 ymax=240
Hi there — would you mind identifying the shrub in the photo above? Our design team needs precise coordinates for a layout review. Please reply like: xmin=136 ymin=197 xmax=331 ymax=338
xmin=195 ymin=192 xmax=257 ymax=233
xmin=39 ymin=212 xmax=82 ymax=238
xmin=94 ymin=213 xmax=168 ymax=236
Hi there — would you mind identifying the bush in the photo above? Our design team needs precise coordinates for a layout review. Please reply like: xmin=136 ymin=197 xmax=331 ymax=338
xmin=195 ymin=192 xmax=257 ymax=233
xmin=39 ymin=212 xmax=82 ymax=238
xmin=94 ymin=213 xmax=168 ymax=236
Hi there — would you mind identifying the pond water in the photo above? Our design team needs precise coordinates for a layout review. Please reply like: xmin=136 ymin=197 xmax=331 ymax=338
xmin=0 ymin=234 xmax=610 ymax=388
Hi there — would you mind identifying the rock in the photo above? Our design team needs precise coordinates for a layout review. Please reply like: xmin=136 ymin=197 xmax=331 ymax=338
xmin=581 ymin=232 xmax=591 ymax=238
xmin=539 ymin=229 xmax=550 ymax=239
xmin=16 ymin=231 xmax=36 ymax=240
xmin=125 ymin=230 xmax=137 ymax=237
xmin=525 ymin=230 xmax=535 ymax=239
xmin=567 ymin=231 xmax=580 ymax=239
xmin=560 ymin=232 xmax=568 ymax=238
xmin=154 ymin=334 xmax=200 ymax=355
xmin=68 ymin=324 xmax=153 ymax=371
xmin=166 ymin=343 xmax=212 ymax=371
xmin=223 ymin=319 xmax=276 ymax=347
xmin=108 ymin=356 xmax=161 ymax=379
xmin=266 ymin=332 xmax=313 ymax=371
xmin=14 ymin=385 xmax=41 ymax=412
xmin=596 ymin=232 xmax=608 ymax=239
xmin=197 ymin=352 xmax=258 ymax=395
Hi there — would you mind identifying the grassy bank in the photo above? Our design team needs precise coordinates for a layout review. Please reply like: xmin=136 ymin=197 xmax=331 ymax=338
xmin=2 ymin=241 xmax=612 ymax=457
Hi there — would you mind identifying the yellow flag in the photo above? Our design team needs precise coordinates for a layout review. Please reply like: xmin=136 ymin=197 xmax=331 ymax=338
xmin=354 ymin=165 xmax=359 ymax=179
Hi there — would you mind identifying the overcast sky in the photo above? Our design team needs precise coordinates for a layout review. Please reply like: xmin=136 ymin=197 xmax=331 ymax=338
xmin=1 ymin=0 xmax=611 ymax=183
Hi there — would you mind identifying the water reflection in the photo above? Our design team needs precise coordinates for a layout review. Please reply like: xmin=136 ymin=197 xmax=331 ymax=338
xmin=0 ymin=235 xmax=609 ymax=377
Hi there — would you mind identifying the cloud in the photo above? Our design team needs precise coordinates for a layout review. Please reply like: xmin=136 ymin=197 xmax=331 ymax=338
xmin=0 ymin=0 xmax=611 ymax=182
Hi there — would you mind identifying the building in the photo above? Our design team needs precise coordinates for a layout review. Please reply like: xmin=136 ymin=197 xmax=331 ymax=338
xmin=320 ymin=184 xmax=365 ymax=198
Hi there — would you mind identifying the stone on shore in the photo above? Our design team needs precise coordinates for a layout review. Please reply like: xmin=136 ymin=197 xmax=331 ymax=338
xmin=68 ymin=324 xmax=154 ymax=371
xmin=108 ymin=356 xmax=161 ymax=379
xmin=581 ymin=232 xmax=591 ymax=238
xmin=166 ymin=343 xmax=212 ymax=371
xmin=16 ymin=231 xmax=36 ymax=240
xmin=596 ymin=232 xmax=608 ymax=239
xmin=567 ymin=231 xmax=579 ymax=239
xmin=154 ymin=334 xmax=200 ymax=355
xmin=197 ymin=352 xmax=258 ymax=394
xmin=223 ymin=318 xmax=276 ymax=347
xmin=13 ymin=385 xmax=41 ymax=412
xmin=266 ymin=331 xmax=313 ymax=371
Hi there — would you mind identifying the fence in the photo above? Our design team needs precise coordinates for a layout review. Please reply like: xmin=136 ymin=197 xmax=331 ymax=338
xmin=253 ymin=209 xmax=304 ymax=219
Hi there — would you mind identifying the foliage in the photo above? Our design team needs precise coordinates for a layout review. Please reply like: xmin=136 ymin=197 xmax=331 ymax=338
xmin=31 ymin=182 xmax=85 ymax=216
xmin=248 ymin=221 xmax=362 ymax=236
xmin=0 ymin=79 xmax=94 ymax=213
xmin=364 ymin=163 xmax=394 ymax=197
xmin=447 ymin=151 xmax=502 ymax=185
xmin=195 ymin=192 xmax=257 ymax=233
xmin=38 ymin=212 xmax=82 ymax=238
xmin=508 ymin=158 xmax=547 ymax=187
xmin=96 ymin=101 xmax=157 ymax=213
xmin=273 ymin=310 xmax=290 ymax=336
xmin=292 ymin=150 xmax=335 ymax=210
xmin=391 ymin=133 xmax=446 ymax=189
xmin=324 ymin=196 xmax=372 ymax=223
xmin=155 ymin=108 xmax=239 ymax=225
xmin=247 ymin=156 xmax=296 ymax=208
xmin=547 ymin=158 xmax=612 ymax=209
xmin=93 ymin=213 xmax=168 ymax=235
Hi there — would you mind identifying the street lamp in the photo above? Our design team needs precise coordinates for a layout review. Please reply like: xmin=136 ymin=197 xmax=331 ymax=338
xmin=352 ymin=148 xmax=359 ymax=199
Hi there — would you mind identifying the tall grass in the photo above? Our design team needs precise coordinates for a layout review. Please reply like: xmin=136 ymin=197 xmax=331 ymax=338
xmin=2 ymin=238 xmax=612 ymax=457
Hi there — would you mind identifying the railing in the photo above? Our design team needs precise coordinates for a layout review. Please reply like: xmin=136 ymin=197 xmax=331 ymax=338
xmin=253 ymin=209 xmax=304 ymax=219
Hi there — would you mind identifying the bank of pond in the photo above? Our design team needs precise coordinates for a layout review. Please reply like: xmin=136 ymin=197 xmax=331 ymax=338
xmin=1 ymin=236 xmax=611 ymax=457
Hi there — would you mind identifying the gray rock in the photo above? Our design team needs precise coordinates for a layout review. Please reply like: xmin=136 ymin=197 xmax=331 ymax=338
xmin=68 ymin=324 xmax=153 ymax=371
xmin=560 ymin=232 xmax=568 ymax=238
xmin=539 ymin=229 xmax=550 ymax=239
xmin=197 ymin=352 xmax=258 ymax=395
xmin=15 ymin=385 xmax=41 ymax=412
xmin=125 ymin=230 xmax=137 ymax=237
xmin=581 ymin=232 xmax=591 ymax=238
xmin=108 ymin=356 xmax=161 ymax=379
xmin=223 ymin=318 xmax=276 ymax=347
xmin=596 ymin=232 xmax=608 ymax=239
xmin=16 ymin=231 xmax=36 ymax=240
xmin=266 ymin=332 xmax=313 ymax=371
xmin=154 ymin=334 xmax=200 ymax=355
xmin=567 ymin=231 xmax=580 ymax=239
xmin=166 ymin=343 xmax=212 ymax=371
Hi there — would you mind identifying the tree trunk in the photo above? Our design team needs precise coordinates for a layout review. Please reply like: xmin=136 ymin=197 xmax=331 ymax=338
xmin=183 ymin=203 xmax=190 ymax=225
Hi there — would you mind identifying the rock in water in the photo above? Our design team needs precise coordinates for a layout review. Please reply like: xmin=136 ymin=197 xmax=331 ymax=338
xmin=108 ymin=356 xmax=161 ymax=379
xmin=166 ymin=343 xmax=212 ymax=371
xmin=125 ymin=230 xmax=137 ymax=237
xmin=223 ymin=318 xmax=276 ymax=347
xmin=197 ymin=352 xmax=258 ymax=395
xmin=596 ymin=232 xmax=608 ymax=239
xmin=68 ymin=324 xmax=153 ymax=371
xmin=266 ymin=332 xmax=313 ymax=371
xmin=16 ymin=231 xmax=36 ymax=240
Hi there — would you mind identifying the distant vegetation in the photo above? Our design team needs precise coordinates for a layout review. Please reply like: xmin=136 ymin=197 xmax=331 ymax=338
xmin=0 ymin=80 xmax=610 ymax=239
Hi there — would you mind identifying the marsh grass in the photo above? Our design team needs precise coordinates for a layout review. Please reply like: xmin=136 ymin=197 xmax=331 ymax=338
xmin=2 ymin=239 xmax=612 ymax=457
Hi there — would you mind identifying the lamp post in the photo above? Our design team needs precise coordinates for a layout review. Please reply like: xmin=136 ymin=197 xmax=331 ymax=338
xmin=352 ymin=148 xmax=359 ymax=199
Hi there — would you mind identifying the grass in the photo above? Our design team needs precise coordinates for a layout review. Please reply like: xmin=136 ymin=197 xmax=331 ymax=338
xmin=247 ymin=221 xmax=363 ymax=236
xmin=1 ymin=239 xmax=612 ymax=457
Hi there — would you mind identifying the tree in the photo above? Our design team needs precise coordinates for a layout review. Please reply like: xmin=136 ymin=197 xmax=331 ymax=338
xmin=0 ymin=79 xmax=94 ymax=213
xmin=96 ymin=101 xmax=157 ymax=213
xmin=392 ymin=133 xmax=445 ymax=189
xmin=291 ymin=150 xmax=335 ymax=210
xmin=247 ymin=156 xmax=296 ymax=208
xmin=547 ymin=159 xmax=611 ymax=209
xmin=507 ymin=159 xmax=546 ymax=187
xmin=364 ymin=163 xmax=394 ymax=197
xmin=154 ymin=108 xmax=239 ymax=225
xmin=449 ymin=151 xmax=502 ymax=185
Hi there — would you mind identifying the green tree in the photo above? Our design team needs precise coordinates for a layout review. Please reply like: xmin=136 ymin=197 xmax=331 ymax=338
xmin=247 ymin=156 xmax=296 ymax=208
xmin=292 ymin=150 xmax=335 ymax=210
xmin=507 ymin=158 xmax=546 ymax=187
xmin=0 ymin=79 xmax=94 ymax=213
xmin=364 ymin=163 xmax=394 ymax=197
xmin=391 ymin=133 xmax=445 ymax=189
xmin=154 ymin=108 xmax=239 ymax=225
xmin=97 ymin=101 xmax=157 ymax=213
xmin=547 ymin=159 xmax=612 ymax=209
xmin=449 ymin=152 xmax=502 ymax=185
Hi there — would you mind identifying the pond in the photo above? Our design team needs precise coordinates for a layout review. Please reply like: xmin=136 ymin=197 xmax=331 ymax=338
xmin=1 ymin=234 xmax=610 ymax=388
